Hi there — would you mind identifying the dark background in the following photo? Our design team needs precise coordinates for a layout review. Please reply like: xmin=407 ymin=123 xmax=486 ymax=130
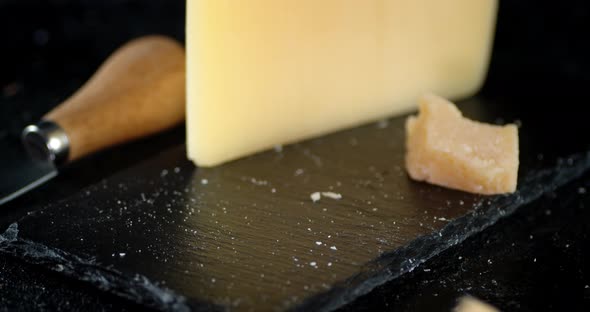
xmin=1 ymin=1 xmax=589 ymax=311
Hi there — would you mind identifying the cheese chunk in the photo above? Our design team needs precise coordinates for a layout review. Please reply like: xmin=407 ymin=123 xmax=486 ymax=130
xmin=187 ymin=0 xmax=498 ymax=166
xmin=454 ymin=296 xmax=500 ymax=312
xmin=405 ymin=94 xmax=519 ymax=195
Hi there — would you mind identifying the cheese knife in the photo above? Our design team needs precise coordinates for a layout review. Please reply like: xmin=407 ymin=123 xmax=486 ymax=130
xmin=0 ymin=35 xmax=186 ymax=205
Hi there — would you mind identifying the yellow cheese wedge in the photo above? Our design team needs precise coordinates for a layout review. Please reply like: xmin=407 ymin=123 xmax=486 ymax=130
xmin=187 ymin=0 xmax=498 ymax=166
xmin=405 ymin=94 xmax=519 ymax=195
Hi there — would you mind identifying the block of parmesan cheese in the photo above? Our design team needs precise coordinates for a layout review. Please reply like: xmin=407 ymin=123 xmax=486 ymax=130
xmin=405 ymin=94 xmax=519 ymax=195
xmin=187 ymin=0 xmax=498 ymax=166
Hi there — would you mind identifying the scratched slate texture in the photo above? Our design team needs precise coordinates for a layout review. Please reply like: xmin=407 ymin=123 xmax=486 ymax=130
xmin=1 ymin=95 xmax=588 ymax=311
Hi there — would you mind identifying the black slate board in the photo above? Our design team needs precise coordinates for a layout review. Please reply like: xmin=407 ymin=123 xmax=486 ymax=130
xmin=1 ymin=96 xmax=589 ymax=311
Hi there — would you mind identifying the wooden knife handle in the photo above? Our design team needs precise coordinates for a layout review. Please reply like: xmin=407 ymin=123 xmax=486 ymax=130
xmin=42 ymin=35 xmax=185 ymax=163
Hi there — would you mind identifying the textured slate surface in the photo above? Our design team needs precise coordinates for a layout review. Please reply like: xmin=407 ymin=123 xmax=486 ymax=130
xmin=2 ymin=96 xmax=588 ymax=311
xmin=338 ymin=172 xmax=590 ymax=311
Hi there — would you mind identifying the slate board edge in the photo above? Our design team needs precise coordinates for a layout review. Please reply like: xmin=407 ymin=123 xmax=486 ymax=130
xmin=292 ymin=151 xmax=590 ymax=312
xmin=0 ymin=223 xmax=225 ymax=312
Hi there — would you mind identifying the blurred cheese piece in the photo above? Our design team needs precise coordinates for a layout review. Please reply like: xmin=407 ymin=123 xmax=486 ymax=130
xmin=186 ymin=0 xmax=498 ymax=166
xmin=405 ymin=94 xmax=519 ymax=195
xmin=453 ymin=296 xmax=500 ymax=312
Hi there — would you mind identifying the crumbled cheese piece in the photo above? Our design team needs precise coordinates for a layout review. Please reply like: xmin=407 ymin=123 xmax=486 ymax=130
xmin=310 ymin=192 xmax=321 ymax=202
xmin=406 ymin=94 xmax=519 ymax=195
xmin=321 ymin=192 xmax=342 ymax=200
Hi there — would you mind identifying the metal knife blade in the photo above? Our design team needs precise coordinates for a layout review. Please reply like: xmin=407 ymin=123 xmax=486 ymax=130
xmin=0 ymin=137 xmax=57 ymax=205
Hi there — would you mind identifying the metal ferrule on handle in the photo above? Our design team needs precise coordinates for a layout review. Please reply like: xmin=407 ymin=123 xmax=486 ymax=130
xmin=22 ymin=121 xmax=70 ymax=166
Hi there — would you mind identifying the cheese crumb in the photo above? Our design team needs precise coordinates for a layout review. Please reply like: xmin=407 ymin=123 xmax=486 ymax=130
xmin=310 ymin=191 xmax=343 ymax=202
xmin=310 ymin=192 xmax=321 ymax=202
xmin=321 ymin=192 xmax=342 ymax=200
xmin=405 ymin=94 xmax=519 ymax=195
